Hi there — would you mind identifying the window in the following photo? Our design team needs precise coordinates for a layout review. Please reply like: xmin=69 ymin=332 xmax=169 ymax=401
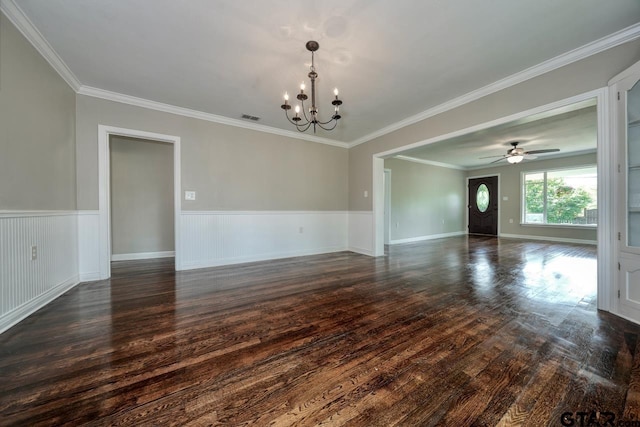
xmin=522 ymin=166 xmax=597 ymax=226
xmin=476 ymin=184 xmax=489 ymax=212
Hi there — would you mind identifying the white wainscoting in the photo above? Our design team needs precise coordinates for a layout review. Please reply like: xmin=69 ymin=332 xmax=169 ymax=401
xmin=390 ymin=231 xmax=466 ymax=245
xmin=0 ymin=209 xmax=376 ymax=334
xmin=77 ymin=210 xmax=101 ymax=281
xmin=180 ymin=211 xmax=349 ymax=270
xmin=0 ymin=211 xmax=79 ymax=334
xmin=348 ymin=211 xmax=374 ymax=256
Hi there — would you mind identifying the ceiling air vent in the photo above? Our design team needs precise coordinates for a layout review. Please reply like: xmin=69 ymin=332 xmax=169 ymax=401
xmin=241 ymin=114 xmax=260 ymax=121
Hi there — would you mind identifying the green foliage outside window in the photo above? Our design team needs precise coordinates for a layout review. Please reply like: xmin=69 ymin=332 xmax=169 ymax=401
xmin=525 ymin=177 xmax=593 ymax=224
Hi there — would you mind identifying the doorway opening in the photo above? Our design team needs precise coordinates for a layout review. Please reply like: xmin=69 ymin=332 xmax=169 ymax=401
xmin=371 ymin=88 xmax=611 ymax=312
xmin=98 ymin=125 xmax=182 ymax=279
xmin=109 ymin=136 xmax=175 ymax=262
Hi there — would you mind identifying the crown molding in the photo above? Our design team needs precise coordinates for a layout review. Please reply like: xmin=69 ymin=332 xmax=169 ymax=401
xmin=0 ymin=0 xmax=81 ymax=91
xmin=393 ymin=155 xmax=467 ymax=171
xmin=1 ymin=0 xmax=347 ymax=148
xmin=4 ymin=0 xmax=639 ymax=150
xmin=78 ymin=86 xmax=349 ymax=148
xmin=348 ymin=22 xmax=640 ymax=149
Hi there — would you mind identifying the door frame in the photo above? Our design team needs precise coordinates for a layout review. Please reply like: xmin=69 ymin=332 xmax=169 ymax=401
xmin=98 ymin=125 xmax=182 ymax=279
xmin=372 ymin=87 xmax=611 ymax=312
xmin=466 ymin=174 xmax=500 ymax=236
xmin=384 ymin=168 xmax=392 ymax=244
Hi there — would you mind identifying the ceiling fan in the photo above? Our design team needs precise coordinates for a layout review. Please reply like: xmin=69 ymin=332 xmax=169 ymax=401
xmin=480 ymin=141 xmax=560 ymax=164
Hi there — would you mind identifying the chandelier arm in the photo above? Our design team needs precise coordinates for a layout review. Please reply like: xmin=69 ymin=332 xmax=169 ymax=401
xmin=284 ymin=110 xmax=310 ymax=126
xmin=315 ymin=120 xmax=339 ymax=131
xmin=317 ymin=116 xmax=339 ymax=125
xmin=284 ymin=111 xmax=298 ymax=126
xmin=296 ymin=122 xmax=313 ymax=132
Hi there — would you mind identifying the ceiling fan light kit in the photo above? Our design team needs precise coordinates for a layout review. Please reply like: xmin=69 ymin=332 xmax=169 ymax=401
xmin=280 ymin=41 xmax=343 ymax=133
xmin=507 ymin=155 xmax=524 ymax=164
xmin=481 ymin=141 xmax=560 ymax=164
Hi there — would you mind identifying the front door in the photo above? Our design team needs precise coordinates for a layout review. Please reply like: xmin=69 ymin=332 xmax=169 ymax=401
xmin=468 ymin=176 xmax=498 ymax=236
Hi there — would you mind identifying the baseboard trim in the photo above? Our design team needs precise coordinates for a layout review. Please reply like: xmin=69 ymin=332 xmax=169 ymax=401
xmin=111 ymin=251 xmax=175 ymax=261
xmin=499 ymin=233 xmax=597 ymax=245
xmin=389 ymin=231 xmax=466 ymax=245
xmin=0 ymin=275 xmax=79 ymax=335
xmin=609 ymin=310 xmax=640 ymax=327
xmin=79 ymin=272 xmax=102 ymax=282
xmin=348 ymin=246 xmax=375 ymax=256
xmin=182 ymin=210 xmax=349 ymax=216
xmin=180 ymin=246 xmax=347 ymax=271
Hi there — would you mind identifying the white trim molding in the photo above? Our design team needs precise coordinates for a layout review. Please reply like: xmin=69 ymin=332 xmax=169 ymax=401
xmin=4 ymin=0 xmax=639 ymax=149
xmin=112 ymin=251 xmax=175 ymax=262
xmin=182 ymin=210 xmax=349 ymax=216
xmin=499 ymin=233 xmax=597 ymax=246
xmin=98 ymin=125 xmax=182 ymax=279
xmin=0 ymin=210 xmax=77 ymax=218
xmin=373 ymin=90 xmax=606 ymax=160
xmin=595 ymin=87 xmax=612 ymax=312
xmin=0 ymin=0 xmax=81 ymax=90
xmin=372 ymin=159 xmax=385 ymax=257
xmin=349 ymin=23 xmax=640 ymax=148
xmin=393 ymin=155 xmax=466 ymax=171
xmin=0 ymin=276 xmax=78 ymax=335
xmin=390 ymin=231 xmax=466 ymax=245
xmin=79 ymin=86 xmax=348 ymax=149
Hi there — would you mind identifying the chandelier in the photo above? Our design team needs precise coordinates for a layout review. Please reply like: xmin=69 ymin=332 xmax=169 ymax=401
xmin=280 ymin=41 xmax=343 ymax=133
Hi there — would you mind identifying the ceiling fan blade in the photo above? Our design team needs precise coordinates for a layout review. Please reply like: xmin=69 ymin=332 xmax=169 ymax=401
xmin=524 ymin=149 xmax=560 ymax=155
xmin=489 ymin=157 xmax=506 ymax=164
xmin=479 ymin=154 xmax=507 ymax=159
xmin=523 ymin=154 xmax=538 ymax=160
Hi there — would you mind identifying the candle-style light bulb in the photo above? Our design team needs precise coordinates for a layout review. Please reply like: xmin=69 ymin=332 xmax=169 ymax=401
xmin=284 ymin=92 xmax=289 ymax=101
xmin=295 ymin=105 xmax=300 ymax=115
xmin=334 ymin=88 xmax=339 ymax=97
xmin=300 ymin=82 xmax=306 ymax=91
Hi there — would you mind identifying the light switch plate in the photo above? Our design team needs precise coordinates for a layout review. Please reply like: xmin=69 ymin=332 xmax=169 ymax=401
xmin=185 ymin=191 xmax=196 ymax=201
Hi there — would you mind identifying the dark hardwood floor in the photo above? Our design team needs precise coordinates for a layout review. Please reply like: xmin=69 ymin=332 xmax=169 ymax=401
xmin=1 ymin=236 xmax=640 ymax=426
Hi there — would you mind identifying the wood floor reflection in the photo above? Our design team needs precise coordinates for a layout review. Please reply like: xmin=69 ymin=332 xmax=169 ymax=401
xmin=1 ymin=236 xmax=640 ymax=426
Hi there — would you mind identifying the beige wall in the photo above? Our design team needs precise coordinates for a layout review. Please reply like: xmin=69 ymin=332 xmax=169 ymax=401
xmin=384 ymin=158 xmax=465 ymax=240
xmin=76 ymin=96 xmax=348 ymax=211
xmin=0 ymin=14 xmax=76 ymax=210
xmin=349 ymin=39 xmax=640 ymax=211
xmin=467 ymin=153 xmax=597 ymax=241
xmin=110 ymin=136 xmax=174 ymax=255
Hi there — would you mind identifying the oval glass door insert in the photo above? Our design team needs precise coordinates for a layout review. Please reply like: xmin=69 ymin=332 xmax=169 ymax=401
xmin=476 ymin=184 xmax=490 ymax=212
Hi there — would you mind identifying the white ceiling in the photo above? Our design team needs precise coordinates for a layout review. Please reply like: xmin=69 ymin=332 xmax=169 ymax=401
xmin=397 ymin=99 xmax=597 ymax=169
xmin=9 ymin=0 xmax=640 ymax=144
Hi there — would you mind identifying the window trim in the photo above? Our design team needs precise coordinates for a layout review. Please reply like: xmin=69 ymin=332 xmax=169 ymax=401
xmin=520 ymin=163 xmax=597 ymax=227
